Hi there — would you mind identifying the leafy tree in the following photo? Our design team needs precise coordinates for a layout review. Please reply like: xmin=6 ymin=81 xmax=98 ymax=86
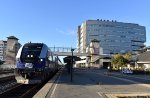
xmin=117 ymin=56 xmax=126 ymax=66
xmin=111 ymin=54 xmax=126 ymax=70
xmin=111 ymin=57 xmax=118 ymax=65
xmin=112 ymin=54 xmax=120 ymax=65
xmin=123 ymin=52 xmax=132 ymax=63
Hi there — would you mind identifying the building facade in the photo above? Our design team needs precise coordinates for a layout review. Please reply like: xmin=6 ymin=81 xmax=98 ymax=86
xmin=77 ymin=19 xmax=146 ymax=54
xmin=0 ymin=36 xmax=21 ymax=64
xmin=5 ymin=36 xmax=21 ymax=64
xmin=0 ymin=40 xmax=7 ymax=61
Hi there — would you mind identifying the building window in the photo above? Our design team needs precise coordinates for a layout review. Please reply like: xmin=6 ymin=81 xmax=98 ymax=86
xmin=120 ymin=35 xmax=126 ymax=38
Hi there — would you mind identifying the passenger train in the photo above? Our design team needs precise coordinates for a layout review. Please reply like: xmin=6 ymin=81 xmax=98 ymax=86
xmin=14 ymin=42 xmax=61 ymax=84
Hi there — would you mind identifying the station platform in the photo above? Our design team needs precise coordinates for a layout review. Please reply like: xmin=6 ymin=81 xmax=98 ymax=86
xmin=33 ymin=68 xmax=102 ymax=98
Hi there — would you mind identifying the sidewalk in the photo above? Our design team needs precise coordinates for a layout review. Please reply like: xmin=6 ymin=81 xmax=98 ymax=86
xmin=34 ymin=68 xmax=150 ymax=98
xmin=34 ymin=68 xmax=103 ymax=98
xmin=47 ymin=69 xmax=102 ymax=98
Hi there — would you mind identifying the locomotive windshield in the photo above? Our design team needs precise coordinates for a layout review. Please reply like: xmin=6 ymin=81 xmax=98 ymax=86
xmin=20 ymin=43 xmax=43 ymax=63
xmin=22 ymin=46 xmax=42 ymax=55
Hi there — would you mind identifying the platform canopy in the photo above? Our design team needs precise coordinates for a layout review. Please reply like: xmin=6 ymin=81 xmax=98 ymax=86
xmin=63 ymin=56 xmax=81 ymax=63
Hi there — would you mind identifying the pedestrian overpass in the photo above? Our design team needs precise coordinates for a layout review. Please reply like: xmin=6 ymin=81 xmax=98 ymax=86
xmin=48 ymin=46 xmax=112 ymax=68
xmin=48 ymin=47 xmax=88 ymax=56
xmin=48 ymin=46 xmax=111 ymax=57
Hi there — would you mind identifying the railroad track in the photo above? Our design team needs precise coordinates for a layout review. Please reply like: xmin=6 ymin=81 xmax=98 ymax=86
xmin=0 ymin=76 xmax=15 ymax=83
xmin=0 ymin=70 xmax=59 ymax=98
xmin=0 ymin=84 xmax=37 ymax=98
xmin=0 ymin=70 xmax=14 ymax=74
xmin=0 ymin=75 xmax=38 ymax=98
xmin=0 ymin=75 xmax=37 ymax=98
xmin=0 ymin=76 xmax=17 ymax=94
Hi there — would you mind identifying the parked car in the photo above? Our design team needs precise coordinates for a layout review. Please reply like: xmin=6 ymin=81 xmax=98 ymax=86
xmin=121 ymin=69 xmax=133 ymax=74
xmin=144 ymin=68 xmax=150 ymax=71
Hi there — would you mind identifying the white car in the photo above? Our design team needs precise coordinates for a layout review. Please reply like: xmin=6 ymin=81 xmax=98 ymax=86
xmin=121 ymin=69 xmax=133 ymax=74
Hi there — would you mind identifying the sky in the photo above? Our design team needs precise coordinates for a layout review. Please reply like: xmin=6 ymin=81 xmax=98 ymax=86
xmin=0 ymin=0 xmax=150 ymax=48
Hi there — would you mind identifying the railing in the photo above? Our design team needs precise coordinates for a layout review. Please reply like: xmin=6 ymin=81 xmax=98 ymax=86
xmin=49 ymin=47 xmax=77 ymax=52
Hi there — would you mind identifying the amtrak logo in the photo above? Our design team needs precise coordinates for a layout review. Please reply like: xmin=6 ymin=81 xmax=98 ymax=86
xmin=25 ymin=63 xmax=33 ymax=68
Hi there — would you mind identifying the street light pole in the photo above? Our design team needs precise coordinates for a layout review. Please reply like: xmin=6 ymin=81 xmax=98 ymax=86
xmin=71 ymin=48 xmax=74 ymax=82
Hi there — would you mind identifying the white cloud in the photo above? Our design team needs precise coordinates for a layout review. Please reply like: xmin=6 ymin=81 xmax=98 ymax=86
xmin=56 ymin=28 xmax=76 ymax=36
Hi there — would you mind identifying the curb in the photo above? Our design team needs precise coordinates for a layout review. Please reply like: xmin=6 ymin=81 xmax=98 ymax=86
xmin=33 ymin=68 xmax=63 ymax=98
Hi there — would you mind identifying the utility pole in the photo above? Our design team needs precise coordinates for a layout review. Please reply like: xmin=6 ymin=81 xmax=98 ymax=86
xmin=70 ymin=48 xmax=74 ymax=82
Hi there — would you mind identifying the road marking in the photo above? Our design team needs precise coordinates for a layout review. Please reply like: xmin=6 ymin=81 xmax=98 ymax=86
xmin=97 ymin=92 xmax=104 ymax=98
xmin=98 ymin=91 xmax=150 ymax=98
xmin=97 ymin=92 xmax=109 ymax=98
xmin=97 ymin=91 xmax=150 ymax=94
xmin=105 ymin=93 xmax=150 ymax=98
xmin=50 ymin=72 xmax=62 ymax=98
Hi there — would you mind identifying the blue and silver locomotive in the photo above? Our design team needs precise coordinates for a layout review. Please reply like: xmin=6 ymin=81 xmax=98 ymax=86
xmin=15 ymin=43 xmax=60 ymax=84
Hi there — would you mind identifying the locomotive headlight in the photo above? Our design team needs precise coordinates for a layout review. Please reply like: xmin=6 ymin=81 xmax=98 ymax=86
xmin=40 ymin=59 xmax=43 ymax=62
xmin=31 ymin=55 xmax=33 ymax=57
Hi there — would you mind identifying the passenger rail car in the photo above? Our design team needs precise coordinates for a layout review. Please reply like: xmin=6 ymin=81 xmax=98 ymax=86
xmin=15 ymin=43 xmax=60 ymax=84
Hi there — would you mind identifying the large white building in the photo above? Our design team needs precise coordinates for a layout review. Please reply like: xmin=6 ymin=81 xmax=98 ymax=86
xmin=77 ymin=19 xmax=146 ymax=54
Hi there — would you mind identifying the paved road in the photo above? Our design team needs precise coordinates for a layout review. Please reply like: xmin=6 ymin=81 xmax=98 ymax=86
xmin=94 ymin=69 xmax=150 ymax=84
xmin=47 ymin=68 xmax=150 ymax=98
